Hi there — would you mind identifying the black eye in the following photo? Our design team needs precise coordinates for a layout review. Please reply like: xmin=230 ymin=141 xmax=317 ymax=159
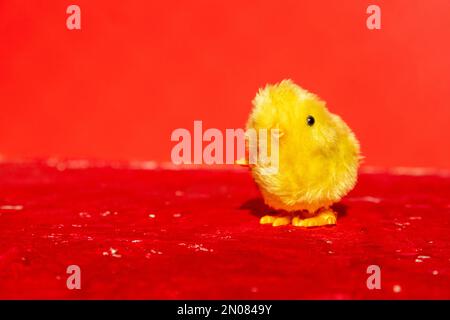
xmin=306 ymin=115 xmax=315 ymax=126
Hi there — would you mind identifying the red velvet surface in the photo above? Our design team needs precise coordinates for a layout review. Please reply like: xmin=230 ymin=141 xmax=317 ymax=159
xmin=0 ymin=161 xmax=449 ymax=299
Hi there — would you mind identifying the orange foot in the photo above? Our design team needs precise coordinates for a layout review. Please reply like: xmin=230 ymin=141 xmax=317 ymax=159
xmin=260 ymin=215 xmax=291 ymax=227
xmin=291 ymin=209 xmax=337 ymax=227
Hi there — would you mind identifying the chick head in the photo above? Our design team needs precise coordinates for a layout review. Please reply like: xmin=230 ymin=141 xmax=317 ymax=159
xmin=246 ymin=79 xmax=361 ymax=213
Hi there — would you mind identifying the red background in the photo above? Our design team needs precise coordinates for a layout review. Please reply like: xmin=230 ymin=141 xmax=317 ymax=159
xmin=1 ymin=0 xmax=449 ymax=168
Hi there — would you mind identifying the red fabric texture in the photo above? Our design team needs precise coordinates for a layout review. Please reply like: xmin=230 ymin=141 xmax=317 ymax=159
xmin=0 ymin=161 xmax=449 ymax=299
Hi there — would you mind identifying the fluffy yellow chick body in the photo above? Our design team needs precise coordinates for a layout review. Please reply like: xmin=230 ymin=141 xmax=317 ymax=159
xmin=246 ymin=80 xmax=361 ymax=227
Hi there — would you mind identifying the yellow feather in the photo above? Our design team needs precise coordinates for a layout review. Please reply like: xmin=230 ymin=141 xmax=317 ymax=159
xmin=246 ymin=79 xmax=361 ymax=213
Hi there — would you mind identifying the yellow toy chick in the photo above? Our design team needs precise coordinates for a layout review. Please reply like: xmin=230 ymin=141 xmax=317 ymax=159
xmin=246 ymin=79 xmax=361 ymax=227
